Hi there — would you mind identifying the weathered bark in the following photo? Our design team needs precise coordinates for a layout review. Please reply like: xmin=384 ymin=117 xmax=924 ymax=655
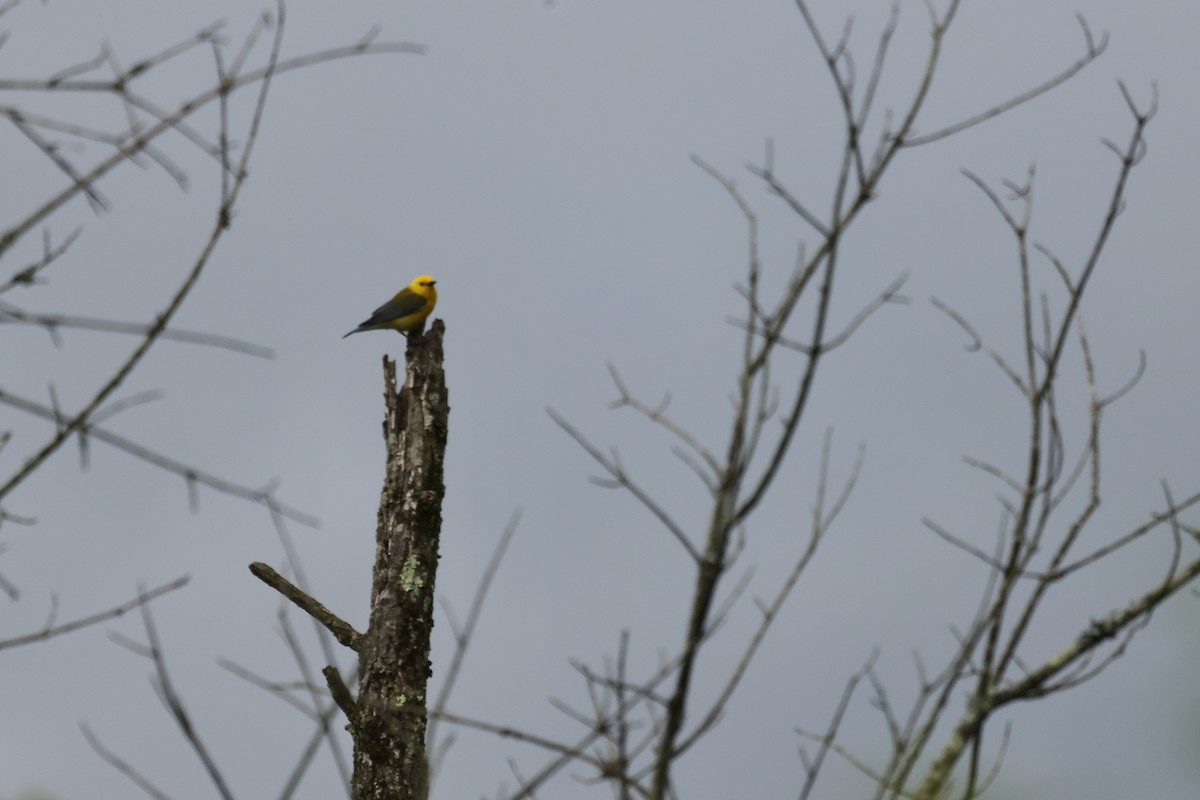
xmin=351 ymin=321 xmax=448 ymax=800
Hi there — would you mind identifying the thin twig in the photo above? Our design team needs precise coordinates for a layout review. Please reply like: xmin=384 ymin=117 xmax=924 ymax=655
xmin=548 ymin=408 xmax=700 ymax=563
xmin=0 ymin=388 xmax=315 ymax=525
xmin=81 ymin=723 xmax=176 ymax=800
xmin=0 ymin=575 xmax=188 ymax=651
xmin=136 ymin=594 xmax=236 ymax=800
xmin=428 ymin=512 xmax=521 ymax=783
xmin=0 ymin=303 xmax=274 ymax=357
xmin=249 ymin=562 xmax=363 ymax=651
xmin=904 ymin=15 xmax=1107 ymax=146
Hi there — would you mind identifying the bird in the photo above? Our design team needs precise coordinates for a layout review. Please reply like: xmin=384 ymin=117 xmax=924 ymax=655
xmin=343 ymin=275 xmax=438 ymax=339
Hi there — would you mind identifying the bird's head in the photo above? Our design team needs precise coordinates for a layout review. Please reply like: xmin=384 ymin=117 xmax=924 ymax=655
xmin=411 ymin=275 xmax=437 ymax=296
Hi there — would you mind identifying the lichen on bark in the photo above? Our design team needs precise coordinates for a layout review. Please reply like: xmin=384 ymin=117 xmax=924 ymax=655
xmin=349 ymin=322 xmax=448 ymax=800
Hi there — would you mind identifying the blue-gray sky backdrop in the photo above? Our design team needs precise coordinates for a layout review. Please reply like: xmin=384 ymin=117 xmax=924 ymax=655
xmin=3 ymin=1 xmax=1199 ymax=798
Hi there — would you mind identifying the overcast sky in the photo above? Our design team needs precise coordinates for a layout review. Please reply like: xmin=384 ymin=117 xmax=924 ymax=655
xmin=3 ymin=1 xmax=1200 ymax=798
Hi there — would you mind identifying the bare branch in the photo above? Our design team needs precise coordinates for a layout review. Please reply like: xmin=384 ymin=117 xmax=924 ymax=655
xmin=1039 ymin=83 xmax=1157 ymax=386
xmin=745 ymin=161 xmax=830 ymax=237
xmin=274 ymin=602 xmax=353 ymax=798
xmin=797 ymin=652 xmax=882 ymax=800
xmin=0 ymin=303 xmax=274 ymax=356
xmin=81 ymin=723 xmax=176 ymax=800
xmin=216 ymin=657 xmax=320 ymax=719
xmin=0 ymin=576 xmax=188 ymax=651
xmin=771 ymin=274 xmax=909 ymax=356
xmin=904 ymin=15 xmax=1107 ymax=146
xmin=276 ymin=710 xmax=340 ymax=800
xmin=0 ymin=31 xmax=424 ymax=258
xmin=606 ymin=364 xmax=720 ymax=478
xmin=996 ymin=557 xmax=1200 ymax=708
xmin=548 ymin=408 xmax=700 ymax=563
xmin=430 ymin=708 xmax=611 ymax=775
xmin=676 ymin=438 xmax=862 ymax=760
xmin=922 ymin=518 xmax=1006 ymax=573
xmin=0 ymin=21 xmax=298 ymax=501
xmin=930 ymin=297 xmax=1029 ymax=396
xmin=0 ymin=387 xmax=316 ymax=525
xmin=0 ymin=226 xmax=82 ymax=294
xmin=428 ymin=512 xmax=521 ymax=786
xmin=8 ymin=110 xmax=109 ymax=211
xmin=249 ymin=562 xmax=362 ymax=651
xmin=133 ymin=594 xmax=236 ymax=800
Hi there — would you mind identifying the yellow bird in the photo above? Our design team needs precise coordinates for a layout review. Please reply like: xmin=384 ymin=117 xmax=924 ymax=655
xmin=343 ymin=275 xmax=438 ymax=339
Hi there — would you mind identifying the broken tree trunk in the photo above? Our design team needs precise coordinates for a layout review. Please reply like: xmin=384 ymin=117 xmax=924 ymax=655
xmin=352 ymin=321 xmax=449 ymax=800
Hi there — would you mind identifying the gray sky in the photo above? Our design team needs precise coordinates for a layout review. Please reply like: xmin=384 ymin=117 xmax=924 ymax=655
xmin=3 ymin=1 xmax=1200 ymax=798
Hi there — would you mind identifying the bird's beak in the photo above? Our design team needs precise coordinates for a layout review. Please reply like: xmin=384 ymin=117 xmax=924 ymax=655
xmin=429 ymin=281 xmax=437 ymax=286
